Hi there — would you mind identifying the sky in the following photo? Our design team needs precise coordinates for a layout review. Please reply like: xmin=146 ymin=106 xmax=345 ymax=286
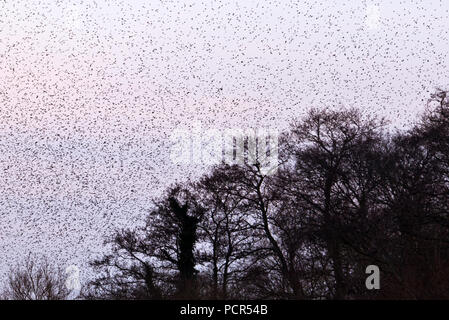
xmin=0 ymin=0 xmax=448 ymax=288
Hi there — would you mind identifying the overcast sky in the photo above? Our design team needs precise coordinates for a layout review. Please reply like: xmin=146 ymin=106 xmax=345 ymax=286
xmin=0 ymin=0 xmax=448 ymax=285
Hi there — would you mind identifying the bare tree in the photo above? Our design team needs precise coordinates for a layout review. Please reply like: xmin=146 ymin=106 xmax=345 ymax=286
xmin=1 ymin=254 xmax=69 ymax=300
xmin=195 ymin=166 xmax=263 ymax=299
xmin=281 ymin=108 xmax=386 ymax=299
xmin=86 ymin=90 xmax=449 ymax=300
xmin=86 ymin=185 xmax=204 ymax=300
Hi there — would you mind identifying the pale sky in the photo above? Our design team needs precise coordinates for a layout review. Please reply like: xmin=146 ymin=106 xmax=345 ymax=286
xmin=0 ymin=0 xmax=448 ymax=286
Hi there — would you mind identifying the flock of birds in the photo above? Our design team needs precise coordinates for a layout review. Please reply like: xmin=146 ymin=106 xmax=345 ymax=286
xmin=0 ymin=0 xmax=447 ymax=288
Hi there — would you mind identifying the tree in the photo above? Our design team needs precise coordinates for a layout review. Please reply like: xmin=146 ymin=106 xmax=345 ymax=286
xmin=86 ymin=185 xmax=204 ymax=299
xmin=1 ymin=254 xmax=69 ymax=300
xmin=211 ymin=162 xmax=307 ymax=299
xmin=86 ymin=90 xmax=449 ymax=299
xmin=374 ymin=90 xmax=449 ymax=299
xmin=195 ymin=165 xmax=263 ymax=299
xmin=281 ymin=108 xmax=386 ymax=299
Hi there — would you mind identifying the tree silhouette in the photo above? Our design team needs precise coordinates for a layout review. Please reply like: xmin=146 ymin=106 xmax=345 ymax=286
xmin=87 ymin=90 xmax=449 ymax=300
xmin=1 ymin=254 xmax=69 ymax=300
